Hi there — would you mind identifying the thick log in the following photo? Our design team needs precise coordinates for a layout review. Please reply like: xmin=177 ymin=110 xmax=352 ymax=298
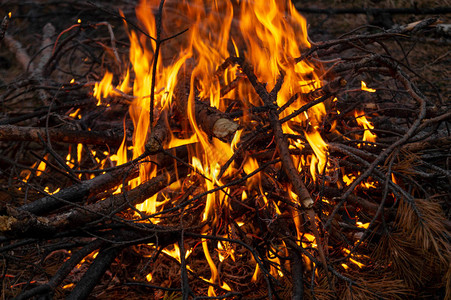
xmin=8 ymin=116 xmax=174 ymax=216
xmin=403 ymin=136 xmax=451 ymax=153
xmin=66 ymin=246 xmax=122 ymax=300
xmin=0 ymin=125 xmax=123 ymax=146
xmin=16 ymin=165 xmax=139 ymax=216
xmin=290 ymin=248 xmax=304 ymax=300
xmin=2 ymin=167 xmax=187 ymax=238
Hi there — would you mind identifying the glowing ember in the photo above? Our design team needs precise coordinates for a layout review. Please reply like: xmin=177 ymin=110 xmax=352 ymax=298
xmin=62 ymin=283 xmax=75 ymax=289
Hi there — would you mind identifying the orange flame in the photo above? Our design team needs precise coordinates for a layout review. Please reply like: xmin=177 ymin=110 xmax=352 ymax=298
xmin=91 ymin=0 xmax=334 ymax=290
xmin=92 ymin=0 xmax=329 ymax=218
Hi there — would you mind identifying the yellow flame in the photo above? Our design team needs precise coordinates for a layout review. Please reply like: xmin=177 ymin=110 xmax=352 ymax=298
xmin=391 ymin=173 xmax=398 ymax=184
xmin=35 ymin=156 xmax=47 ymax=176
xmin=267 ymin=246 xmax=284 ymax=278
xmin=354 ymin=110 xmax=377 ymax=143
xmin=361 ymin=81 xmax=376 ymax=93
xmin=343 ymin=174 xmax=355 ymax=186
xmin=202 ymin=238 xmax=219 ymax=297
xmin=69 ymin=108 xmax=80 ymax=118
xmin=146 ymin=273 xmax=152 ymax=282
xmin=117 ymin=70 xmax=132 ymax=95
xmin=217 ymin=242 xmax=226 ymax=262
xmin=361 ymin=180 xmax=376 ymax=189
xmin=217 ymin=241 xmax=235 ymax=263
xmin=93 ymin=71 xmax=113 ymax=105
xmin=243 ymin=157 xmax=260 ymax=192
xmin=238 ymin=0 xmax=327 ymax=182
xmin=356 ymin=221 xmax=369 ymax=229
xmin=350 ymin=258 xmax=365 ymax=268
xmin=162 ymin=243 xmax=192 ymax=263
xmin=96 ymin=0 xmax=328 ymax=224
xmin=66 ymin=152 xmax=75 ymax=168
xmin=76 ymin=250 xmax=99 ymax=269
xmin=342 ymin=248 xmax=366 ymax=268
xmin=304 ymin=130 xmax=328 ymax=181
xmin=231 ymin=129 xmax=243 ymax=153
xmin=76 ymin=144 xmax=83 ymax=165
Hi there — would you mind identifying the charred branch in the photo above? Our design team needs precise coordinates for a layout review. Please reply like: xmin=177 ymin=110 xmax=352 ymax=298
xmin=0 ymin=125 xmax=124 ymax=147
xmin=66 ymin=245 xmax=122 ymax=300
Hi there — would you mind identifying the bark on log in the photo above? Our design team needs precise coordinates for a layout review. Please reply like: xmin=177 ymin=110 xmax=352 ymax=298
xmin=290 ymin=249 xmax=304 ymax=300
xmin=2 ymin=167 xmax=187 ymax=238
xmin=0 ymin=15 xmax=9 ymax=42
xmin=0 ymin=125 xmax=124 ymax=146
xmin=174 ymin=61 xmax=239 ymax=141
xmin=402 ymin=136 xmax=451 ymax=153
xmin=1 ymin=114 xmax=175 ymax=216
xmin=15 ymin=165 xmax=139 ymax=216
xmin=66 ymin=246 xmax=122 ymax=300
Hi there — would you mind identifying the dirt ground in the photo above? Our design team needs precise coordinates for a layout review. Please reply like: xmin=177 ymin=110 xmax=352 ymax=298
xmin=294 ymin=0 xmax=450 ymax=99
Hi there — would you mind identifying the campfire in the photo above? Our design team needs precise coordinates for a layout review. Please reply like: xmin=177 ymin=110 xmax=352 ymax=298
xmin=1 ymin=0 xmax=450 ymax=299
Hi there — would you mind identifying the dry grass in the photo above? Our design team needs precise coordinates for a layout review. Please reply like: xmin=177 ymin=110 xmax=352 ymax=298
xmin=372 ymin=198 xmax=450 ymax=296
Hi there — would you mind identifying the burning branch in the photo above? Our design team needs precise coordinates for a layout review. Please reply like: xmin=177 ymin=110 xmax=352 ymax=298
xmin=0 ymin=1 xmax=449 ymax=299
